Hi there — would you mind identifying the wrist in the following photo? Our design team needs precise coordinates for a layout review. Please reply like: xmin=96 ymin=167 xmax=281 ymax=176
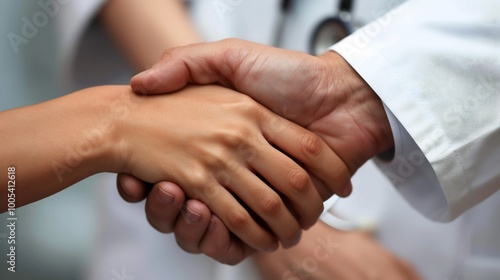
xmin=71 ymin=85 xmax=133 ymax=175
xmin=318 ymin=51 xmax=394 ymax=160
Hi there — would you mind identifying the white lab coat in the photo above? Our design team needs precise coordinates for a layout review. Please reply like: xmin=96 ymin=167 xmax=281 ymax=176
xmin=57 ymin=0 xmax=500 ymax=279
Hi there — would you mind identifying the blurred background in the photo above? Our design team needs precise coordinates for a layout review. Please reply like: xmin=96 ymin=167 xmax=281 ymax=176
xmin=0 ymin=2 xmax=104 ymax=279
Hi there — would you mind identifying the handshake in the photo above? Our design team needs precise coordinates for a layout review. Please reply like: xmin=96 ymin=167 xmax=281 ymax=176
xmin=116 ymin=39 xmax=394 ymax=264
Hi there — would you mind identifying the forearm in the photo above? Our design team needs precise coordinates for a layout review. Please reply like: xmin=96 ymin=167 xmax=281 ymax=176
xmin=0 ymin=85 xmax=127 ymax=211
xmin=99 ymin=0 xmax=200 ymax=70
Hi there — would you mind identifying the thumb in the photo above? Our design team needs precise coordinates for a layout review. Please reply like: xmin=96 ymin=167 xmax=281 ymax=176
xmin=130 ymin=39 xmax=253 ymax=95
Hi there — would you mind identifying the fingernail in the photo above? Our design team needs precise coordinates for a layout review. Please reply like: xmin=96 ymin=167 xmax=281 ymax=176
xmin=292 ymin=231 xmax=302 ymax=246
xmin=208 ymin=216 xmax=217 ymax=231
xmin=132 ymin=85 xmax=147 ymax=96
xmin=144 ymin=75 xmax=159 ymax=90
xmin=290 ymin=231 xmax=302 ymax=247
xmin=265 ymin=241 xmax=279 ymax=252
xmin=158 ymin=185 xmax=174 ymax=204
xmin=133 ymin=69 xmax=151 ymax=80
xmin=183 ymin=206 xmax=202 ymax=224
xmin=121 ymin=181 xmax=134 ymax=197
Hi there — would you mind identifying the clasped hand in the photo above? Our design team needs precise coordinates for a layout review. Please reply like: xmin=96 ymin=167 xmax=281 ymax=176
xmin=117 ymin=39 xmax=394 ymax=264
xmin=118 ymin=83 xmax=350 ymax=253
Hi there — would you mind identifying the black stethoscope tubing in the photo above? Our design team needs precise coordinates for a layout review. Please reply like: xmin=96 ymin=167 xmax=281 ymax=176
xmin=276 ymin=0 xmax=355 ymax=55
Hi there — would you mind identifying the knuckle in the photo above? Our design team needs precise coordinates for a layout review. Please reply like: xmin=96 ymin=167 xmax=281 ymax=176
xmin=184 ymin=169 xmax=212 ymax=197
xmin=221 ymin=38 xmax=243 ymax=45
xmin=301 ymin=132 xmax=323 ymax=157
xmin=160 ymin=46 xmax=178 ymax=60
xmin=160 ymin=49 xmax=172 ymax=60
xmin=221 ymin=125 xmax=252 ymax=147
xmin=235 ymin=94 xmax=260 ymax=115
xmin=218 ymin=38 xmax=248 ymax=77
xmin=259 ymin=194 xmax=283 ymax=216
xmin=220 ymin=38 xmax=246 ymax=54
xmin=288 ymin=168 xmax=311 ymax=194
xmin=203 ymin=147 xmax=230 ymax=169
xmin=226 ymin=210 xmax=250 ymax=230
xmin=189 ymin=169 xmax=211 ymax=185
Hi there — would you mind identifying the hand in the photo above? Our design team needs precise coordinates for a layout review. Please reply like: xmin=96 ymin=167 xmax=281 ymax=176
xmin=118 ymin=177 xmax=420 ymax=275
xmin=117 ymin=174 xmax=255 ymax=265
xmin=120 ymin=39 xmax=395 ymax=262
xmin=253 ymin=221 xmax=422 ymax=280
xmin=114 ymin=84 xmax=350 ymax=250
xmin=130 ymin=39 xmax=394 ymax=179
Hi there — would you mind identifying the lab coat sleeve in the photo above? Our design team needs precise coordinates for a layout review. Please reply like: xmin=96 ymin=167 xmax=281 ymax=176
xmin=330 ymin=0 xmax=500 ymax=222
xmin=55 ymin=0 xmax=107 ymax=88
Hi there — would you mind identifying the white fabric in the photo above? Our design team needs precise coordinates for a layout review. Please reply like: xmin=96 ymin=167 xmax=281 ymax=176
xmin=55 ymin=0 xmax=108 ymax=90
xmin=331 ymin=0 xmax=500 ymax=222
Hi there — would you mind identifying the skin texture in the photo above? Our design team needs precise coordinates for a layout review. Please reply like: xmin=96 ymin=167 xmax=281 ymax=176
xmin=118 ymin=84 xmax=352 ymax=250
xmin=1 ymin=0 xmax=418 ymax=274
xmin=253 ymin=222 xmax=421 ymax=280
xmin=0 ymin=84 xmax=351 ymax=252
xmin=118 ymin=39 xmax=399 ymax=264
xmin=99 ymin=2 xmax=353 ymax=250
xmin=130 ymin=39 xmax=394 ymax=175
xmin=99 ymin=0 xmax=200 ymax=70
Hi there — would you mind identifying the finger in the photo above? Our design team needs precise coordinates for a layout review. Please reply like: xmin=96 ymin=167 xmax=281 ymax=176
xmin=145 ymin=181 xmax=186 ymax=233
xmin=310 ymin=173 xmax=335 ymax=201
xmin=199 ymin=215 xmax=256 ymax=265
xmin=191 ymin=182 xmax=279 ymax=253
xmin=222 ymin=166 xmax=303 ymax=248
xmin=174 ymin=199 xmax=211 ymax=254
xmin=183 ymin=173 xmax=280 ymax=253
xmin=250 ymin=140 xmax=323 ymax=232
xmin=130 ymin=39 xmax=246 ymax=95
xmin=130 ymin=39 xmax=304 ymax=98
xmin=262 ymin=115 xmax=351 ymax=198
xmin=116 ymin=173 xmax=152 ymax=203
xmin=339 ymin=180 xmax=353 ymax=198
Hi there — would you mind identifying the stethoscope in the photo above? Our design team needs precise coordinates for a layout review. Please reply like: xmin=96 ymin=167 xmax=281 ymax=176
xmin=275 ymin=0 xmax=355 ymax=56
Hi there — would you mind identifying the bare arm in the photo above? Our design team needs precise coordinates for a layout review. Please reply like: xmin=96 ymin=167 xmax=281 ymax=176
xmin=1 ymin=84 xmax=349 ymax=251
xmin=99 ymin=0 xmax=200 ymax=70
xmin=0 ymin=86 xmax=124 ymax=211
